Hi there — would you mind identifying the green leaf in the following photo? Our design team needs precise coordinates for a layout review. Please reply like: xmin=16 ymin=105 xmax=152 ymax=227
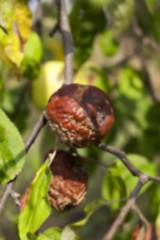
xmin=102 ymin=166 xmax=126 ymax=210
xmin=118 ymin=67 xmax=144 ymax=100
xmin=88 ymin=0 xmax=107 ymax=7
xmin=18 ymin=162 xmax=52 ymax=240
xmin=0 ymin=61 xmax=4 ymax=104
xmin=145 ymin=0 xmax=155 ymax=11
xmin=21 ymin=32 xmax=43 ymax=80
xmin=138 ymin=129 xmax=160 ymax=158
xmin=69 ymin=0 xmax=106 ymax=67
xmin=69 ymin=198 xmax=108 ymax=236
xmin=152 ymin=7 xmax=160 ymax=44
xmin=37 ymin=227 xmax=62 ymax=240
xmin=100 ymin=30 xmax=119 ymax=57
xmin=0 ymin=108 xmax=26 ymax=184
xmin=156 ymin=203 xmax=160 ymax=231
xmin=117 ymin=154 xmax=157 ymax=193
xmin=147 ymin=183 xmax=160 ymax=221
xmin=90 ymin=66 xmax=114 ymax=93
xmin=146 ymin=103 xmax=160 ymax=130
xmin=27 ymin=233 xmax=37 ymax=240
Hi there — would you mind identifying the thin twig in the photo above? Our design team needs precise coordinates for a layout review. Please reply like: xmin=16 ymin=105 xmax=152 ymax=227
xmin=96 ymin=142 xmax=160 ymax=183
xmin=132 ymin=204 xmax=149 ymax=227
xmin=0 ymin=181 xmax=14 ymax=214
xmin=132 ymin=18 xmax=158 ymax=103
xmin=97 ymin=142 xmax=141 ymax=176
xmin=25 ymin=111 xmax=46 ymax=152
xmin=49 ymin=22 xmax=60 ymax=36
xmin=87 ymin=157 xmax=111 ymax=169
xmin=35 ymin=0 xmax=43 ymax=36
xmin=0 ymin=25 xmax=9 ymax=35
xmin=103 ymin=176 xmax=148 ymax=240
xmin=55 ymin=0 xmax=74 ymax=85
xmin=106 ymin=197 xmax=128 ymax=205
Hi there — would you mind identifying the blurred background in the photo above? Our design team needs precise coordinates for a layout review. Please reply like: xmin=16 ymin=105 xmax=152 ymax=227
xmin=0 ymin=0 xmax=160 ymax=239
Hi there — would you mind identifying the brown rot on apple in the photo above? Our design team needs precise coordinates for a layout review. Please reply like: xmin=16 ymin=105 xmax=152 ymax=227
xmin=47 ymin=149 xmax=88 ymax=211
xmin=20 ymin=149 xmax=88 ymax=212
xmin=45 ymin=84 xmax=114 ymax=148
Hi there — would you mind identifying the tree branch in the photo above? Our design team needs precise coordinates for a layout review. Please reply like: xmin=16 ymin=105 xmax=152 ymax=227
xmin=0 ymin=181 xmax=14 ymax=214
xmin=132 ymin=18 xmax=159 ymax=103
xmin=49 ymin=22 xmax=60 ymax=37
xmin=103 ymin=176 xmax=148 ymax=240
xmin=50 ymin=0 xmax=74 ymax=85
xmin=25 ymin=111 xmax=46 ymax=152
xmin=132 ymin=204 xmax=149 ymax=227
xmin=97 ymin=142 xmax=160 ymax=183
xmin=10 ymin=190 xmax=20 ymax=207
xmin=34 ymin=0 xmax=43 ymax=36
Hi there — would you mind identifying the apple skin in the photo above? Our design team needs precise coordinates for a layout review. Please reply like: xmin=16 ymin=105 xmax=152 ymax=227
xmin=32 ymin=61 xmax=110 ymax=110
xmin=31 ymin=61 xmax=64 ymax=110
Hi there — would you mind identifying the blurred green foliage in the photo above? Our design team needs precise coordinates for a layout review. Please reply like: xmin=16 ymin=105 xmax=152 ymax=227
xmin=69 ymin=0 xmax=106 ymax=67
xmin=0 ymin=0 xmax=160 ymax=240
xmin=21 ymin=32 xmax=43 ymax=80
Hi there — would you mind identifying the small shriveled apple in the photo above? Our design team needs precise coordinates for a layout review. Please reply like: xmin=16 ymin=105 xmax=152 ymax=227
xmin=45 ymin=84 xmax=114 ymax=148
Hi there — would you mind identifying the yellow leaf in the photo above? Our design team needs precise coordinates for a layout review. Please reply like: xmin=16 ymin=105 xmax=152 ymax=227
xmin=0 ymin=0 xmax=32 ymax=76
xmin=14 ymin=1 xmax=32 ymax=43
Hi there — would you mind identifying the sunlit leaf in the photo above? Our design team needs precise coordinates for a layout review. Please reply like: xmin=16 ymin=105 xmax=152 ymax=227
xmin=0 ymin=0 xmax=32 ymax=75
xmin=37 ymin=227 xmax=62 ymax=240
xmin=100 ymin=30 xmax=119 ymax=57
xmin=0 ymin=108 xmax=26 ymax=184
xmin=14 ymin=1 xmax=32 ymax=42
xmin=0 ymin=61 xmax=4 ymax=103
xmin=18 ymin=162 xmax=52 ymax=240
xmin=61 ymin=226 xmax=80 ymax=240
xmin=118 ymin=67 xmax=144 ymax=100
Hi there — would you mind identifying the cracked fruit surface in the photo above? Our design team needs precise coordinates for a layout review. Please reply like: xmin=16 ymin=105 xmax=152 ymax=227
xmin=45 ymin=84 xmax=114 ymax=148
xmin=47 ymin=149 xmax=88 ymax=211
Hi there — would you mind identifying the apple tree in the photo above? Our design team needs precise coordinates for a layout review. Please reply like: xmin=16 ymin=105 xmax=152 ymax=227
xmin=0 ymin=0 xmax=160 ymax=240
